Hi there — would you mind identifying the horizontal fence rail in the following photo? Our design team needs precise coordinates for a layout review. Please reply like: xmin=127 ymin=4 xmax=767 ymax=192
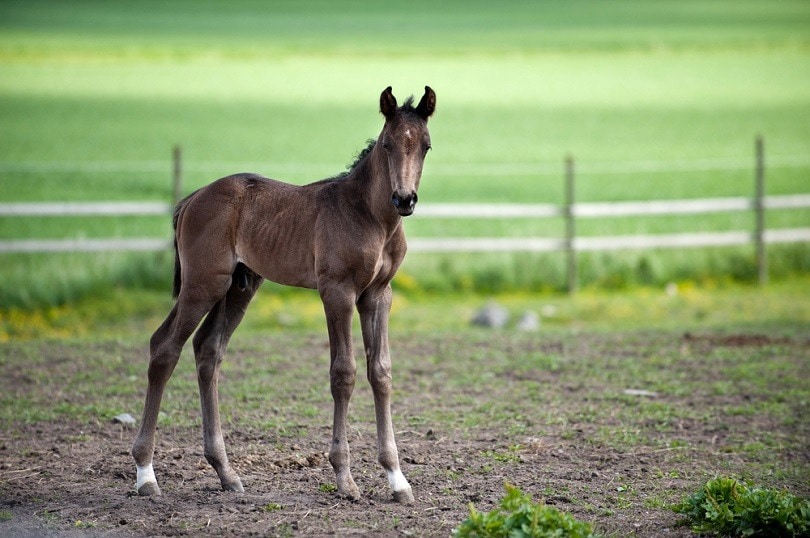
xmin=2 ymin=195 xmax=808 ymax=254
xmin=0 ymin=238 xmax=172 ymax=253
xmin=409 ymin=228 xmax=810 ymax=253
xmin=417 ymin=194 xmax=810 ymax=219
xmin=0 ymin=201 xmax=172 ymax=217
xmin=1 ymin=139 xmax=808 ymax=290
xmin=3 ymin=194 xmax=808 ymax=220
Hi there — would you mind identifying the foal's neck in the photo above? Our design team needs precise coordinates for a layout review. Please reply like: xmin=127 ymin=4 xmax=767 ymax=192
xmin=348 ymin=143 xmax=402 ymax=230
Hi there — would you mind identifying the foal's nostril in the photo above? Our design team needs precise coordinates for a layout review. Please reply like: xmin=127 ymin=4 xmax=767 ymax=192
xmin=392 ymin=192 xmax=417 ymax=214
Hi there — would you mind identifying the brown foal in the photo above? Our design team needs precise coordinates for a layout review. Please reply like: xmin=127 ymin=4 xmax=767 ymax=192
xmin=131 ymin=86 xmax=435 ymax=504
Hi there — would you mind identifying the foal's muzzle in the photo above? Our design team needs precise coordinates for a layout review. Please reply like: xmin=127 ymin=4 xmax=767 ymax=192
xmin=391 ymin=192 xmax=418 ymax=216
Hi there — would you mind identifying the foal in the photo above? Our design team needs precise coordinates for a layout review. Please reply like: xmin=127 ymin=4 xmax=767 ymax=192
xmin=131 ymin=86 xmax=435 ymax=504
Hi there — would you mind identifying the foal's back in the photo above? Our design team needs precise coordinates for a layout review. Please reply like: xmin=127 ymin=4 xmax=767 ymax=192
xmin=176 ymin=172 xmax=396 ymax=292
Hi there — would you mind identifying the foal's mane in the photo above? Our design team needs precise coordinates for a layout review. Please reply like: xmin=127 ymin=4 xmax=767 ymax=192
xmin=327 ymin=95 xmax=419 ymax=181
xmin=346 ymin=138 xmax=377 ymax=173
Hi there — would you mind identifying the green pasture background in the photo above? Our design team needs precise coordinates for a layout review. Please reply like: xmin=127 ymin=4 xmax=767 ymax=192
xmin=1 ymin=0 xmax=809 ymax=311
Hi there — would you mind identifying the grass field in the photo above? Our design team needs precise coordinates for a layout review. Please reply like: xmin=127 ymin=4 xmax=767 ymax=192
xmin=1 ymin=0 xmax=809 ymax=306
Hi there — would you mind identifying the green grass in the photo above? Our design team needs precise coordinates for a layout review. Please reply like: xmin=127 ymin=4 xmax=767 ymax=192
xmin=1 ymin=0 xmax=809 ymax=307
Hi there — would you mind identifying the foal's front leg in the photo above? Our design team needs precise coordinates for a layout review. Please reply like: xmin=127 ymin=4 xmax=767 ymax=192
xmin=320 ymin=285 xmax=360 ymax=500
xmin=358 ymin=285 xmax=414 ymax=504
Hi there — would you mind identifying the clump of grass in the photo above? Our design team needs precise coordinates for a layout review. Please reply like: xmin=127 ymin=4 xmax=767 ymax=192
xmin=453 ymin=483 xmax=598 ymax=537
xmin=673 ymin=476 xmax=810 ymax=537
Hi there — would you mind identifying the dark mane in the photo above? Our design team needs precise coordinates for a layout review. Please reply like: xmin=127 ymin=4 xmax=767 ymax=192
xmin=323 ymin=96 xmax=417 ymax=182
xmin=321 ymin=138 xmax=376 ymax=182
xmin=347 ymin=138 xmax=377 ymax=172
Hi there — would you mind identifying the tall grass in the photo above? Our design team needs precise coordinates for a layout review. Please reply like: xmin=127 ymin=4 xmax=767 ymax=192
xmin=398 ymin=244 xmax=810 ymax=295
xmin=0 ymin=251 xmax=173 ymax=309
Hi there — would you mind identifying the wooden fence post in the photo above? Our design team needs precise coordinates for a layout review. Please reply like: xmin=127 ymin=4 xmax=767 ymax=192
xmin=565 ymin=155 xmax=577 ymax=294
xmin=172 ymin=145 xmax=183 ymax=206
xmin=754 ymin=135 xmax=767 ymax=285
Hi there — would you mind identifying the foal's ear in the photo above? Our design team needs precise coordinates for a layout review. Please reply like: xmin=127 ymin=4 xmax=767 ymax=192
xmin=380 ymin=86 xmax=398 ymax=119
xmin=416 ymin=86 xmax=436 ymax=120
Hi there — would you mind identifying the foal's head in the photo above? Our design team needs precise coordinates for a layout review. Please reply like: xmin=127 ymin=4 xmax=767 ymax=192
xmin=379 ymin=86 xmax=436 ymax=216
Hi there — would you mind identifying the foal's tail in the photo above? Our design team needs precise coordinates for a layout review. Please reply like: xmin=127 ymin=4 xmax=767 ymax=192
xmin=171 ymin=237 xmax=182 ymax=299
xmin=169 ymin=186 xmax=254 ymax=299
xmin=170 ymin=192 xmax=196 ymax=299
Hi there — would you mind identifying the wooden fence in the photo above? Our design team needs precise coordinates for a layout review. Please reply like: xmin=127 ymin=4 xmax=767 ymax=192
xmin=2 ymin=139 xmax=809 ymax=291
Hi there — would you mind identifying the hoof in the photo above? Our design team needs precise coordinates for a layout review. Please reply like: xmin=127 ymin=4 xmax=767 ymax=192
xmin=338 ymin=488 xmax=361 ymax=502
xmin=137 ymin=481 xmax=161 ymax=497
xmin=222 ymin=479 xmax=244 ymax=493
xmin=392 ymin=487 xmax=414 ymax=504
xmin=335 ymin=472 xmax=360 ymax=501
xmin=337 ymin=482 xmax=361 ymax=502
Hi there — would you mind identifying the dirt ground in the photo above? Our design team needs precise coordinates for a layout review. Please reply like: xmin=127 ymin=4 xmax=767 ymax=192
xmin=1 ymin=330 xmax=808 ymax=537
xmin=0 ymin=422 xmax=697 ymax=537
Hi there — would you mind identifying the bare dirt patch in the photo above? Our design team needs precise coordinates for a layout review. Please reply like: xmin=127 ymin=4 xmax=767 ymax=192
xmin=1 ymin=329 xmax=808 ymax=536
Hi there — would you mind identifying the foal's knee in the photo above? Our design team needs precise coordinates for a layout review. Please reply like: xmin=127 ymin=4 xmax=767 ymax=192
xmin=368 ymin=361 xmax=392 ymax=393
xmin=330 ymin=360 xmax=357 ymax=394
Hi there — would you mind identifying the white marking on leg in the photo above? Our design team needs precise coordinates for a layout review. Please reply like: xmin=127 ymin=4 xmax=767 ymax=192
xmin=136 ymin=463 xmax=157 ymax=490
xmin=386 ymin=469 xmax=410 ymax=492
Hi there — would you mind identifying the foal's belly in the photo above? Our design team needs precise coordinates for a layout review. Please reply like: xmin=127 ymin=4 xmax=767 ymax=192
xmin=235 ymin=238 xmax=319 ymax=290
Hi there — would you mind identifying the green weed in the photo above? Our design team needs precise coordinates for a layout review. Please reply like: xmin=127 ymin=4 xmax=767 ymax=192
xmin=261 ymin=502 xmax=283 ymax=512
xmin=482 ymin=445 xmax=522 ymax=464
xmin=453 ymin=483 xmax=598 ymax=537
xmin=674 ymin=477 xmax=810 ymax=537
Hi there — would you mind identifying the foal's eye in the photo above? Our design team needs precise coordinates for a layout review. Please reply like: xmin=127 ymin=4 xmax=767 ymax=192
xmin=382 ymin=141 xmax=391 ymax=151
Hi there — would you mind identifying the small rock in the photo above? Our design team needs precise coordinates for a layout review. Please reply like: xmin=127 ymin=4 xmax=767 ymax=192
xmin=471 ymin=302 xmax=509 ymax=328
xmin=112 ymin=413 xmax=136 ymax=426
xmin=540 ymin=305 xmax=558 ymax=318
xmin=517 ymin=310 xmax=540 ymax=332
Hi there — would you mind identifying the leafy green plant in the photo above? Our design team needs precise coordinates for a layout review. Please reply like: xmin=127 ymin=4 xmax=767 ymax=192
xmin=674 ymin=476 xmax=810 ymax=537
xmin=453 ymin=483 xmax=598 ymax=537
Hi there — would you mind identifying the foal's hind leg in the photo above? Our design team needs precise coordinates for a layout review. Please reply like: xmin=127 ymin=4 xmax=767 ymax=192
xmin=192 ymin=277 xmax=261 ymax=492
xmin=131 ymin=295 xmax=218 ymax=496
